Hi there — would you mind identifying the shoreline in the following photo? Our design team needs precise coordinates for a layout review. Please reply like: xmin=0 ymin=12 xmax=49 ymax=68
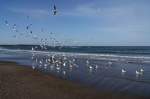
xmin=0 ymin=61 xmax=146 ymax=99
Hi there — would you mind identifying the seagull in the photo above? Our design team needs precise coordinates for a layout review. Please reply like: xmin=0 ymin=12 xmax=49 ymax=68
xmin=30 ymin=31 xmax=33 ymax=34
xmin=95 ymin=65 xmax=98 ymax=69
xmin=56 ymin=67 xmax=60 ymax=71
xmin=122 ymin=69 xmax=126 ymax=73
xmin=48 ymin=58 xmax=51 ymax=62
xmin=26 ymin=24 xmax=32 ymax=30
xmin=140 ymin=68 xmax=144 ymax=72
xmin=32 ymin=47 xmax=34 ymax=51
xmin=12 ymin=24 xmax=17 ymax=31
xmin=39 ymin=60 xmax=42 ymax=64
xmin=72 ymin=58 xmax=76 ymax=62
xmin=5 ymin=20 xmax=9 ymax=26
xmin=86 ymin=60 xmax=89 ymax=65
xmin=45 ymin=59 xmax=48 ymax=63
xmin=32 ymin=65 xmax=36 ymax=70
xmin=108 ymin=61 xmax=112 ymax=65
xmin=56 ymin=63 xmax=59 ymax=67
xmin=53 ymin=4 xmax=58 ymax=15
xmin=69 ymin=64 xmax=73 ymax=68
xmin=44 ymin=64 xmax=48 ymax=69
xmin=89 ymin=66 xmax=93 ymax=70
xmin=26 ymin=26 xmax=29 ymax=30
xmin=136 ymin=70 xmax=142 ymax=75
xmin=62 ymin=71 xmax=66 ymax=75
xmin=63 ymin=62 xmax=66 ymax=67
xmin=35 ymin=58 xmax=38 ymax=63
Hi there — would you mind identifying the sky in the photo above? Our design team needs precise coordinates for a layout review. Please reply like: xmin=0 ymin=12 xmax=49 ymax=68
xmin=0 ymin=0 xmax=150 ymax=46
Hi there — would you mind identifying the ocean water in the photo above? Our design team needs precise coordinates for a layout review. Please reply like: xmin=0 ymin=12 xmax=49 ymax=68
xmin=0 ymin=45 xmax=150 ymax=97
xmin=1 ymin=45 xmax=150 ymax=55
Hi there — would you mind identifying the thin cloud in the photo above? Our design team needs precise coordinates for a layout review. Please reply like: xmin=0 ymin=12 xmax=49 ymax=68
xmin=62 ymin=3 xmax=150 ymax=18
xmin=61 ymin=4 xmax=100 ymax=16
xmin=8 ymin=7 xmax=49 ymax=18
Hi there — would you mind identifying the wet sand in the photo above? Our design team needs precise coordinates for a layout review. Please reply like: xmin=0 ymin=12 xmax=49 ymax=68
xmin=0 ymin=61 xmax=146 ymax=99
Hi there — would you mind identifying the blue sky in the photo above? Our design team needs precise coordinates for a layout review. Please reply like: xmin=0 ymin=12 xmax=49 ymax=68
xmin=0 ymin=0 xmax=150 ymax=46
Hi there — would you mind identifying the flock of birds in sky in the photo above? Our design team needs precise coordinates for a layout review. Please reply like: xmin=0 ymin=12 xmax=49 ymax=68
xmin=2 ymin=1 xmax=146 ymax=80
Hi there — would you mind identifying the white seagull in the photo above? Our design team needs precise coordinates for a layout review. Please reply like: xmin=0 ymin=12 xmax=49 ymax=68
xmin=140 ymin=68 xmax=144 ymax=72
xmin=136 ymin=70 xmax=142 ymax=75
xmin=122 ymin=69 xmax=126 ymax=73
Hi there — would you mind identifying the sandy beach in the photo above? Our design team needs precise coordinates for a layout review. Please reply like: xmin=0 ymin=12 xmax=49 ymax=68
xmin=0 ymin=61 xmax=147 ymax=99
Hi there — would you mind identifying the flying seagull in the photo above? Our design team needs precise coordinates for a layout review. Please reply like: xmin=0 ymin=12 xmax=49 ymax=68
xmin=52 ymin=4 xmax=58 ymax=15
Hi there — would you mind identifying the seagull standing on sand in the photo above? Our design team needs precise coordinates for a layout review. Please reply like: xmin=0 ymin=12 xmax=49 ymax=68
xmin=39 ymin=60 xmax=42 ymax=64
xmin=89 ymin=66 xmax=93 ymax=70
xmin=32 ymin=47 xmax=34 ymax=51
xmin=32 ymin=65 xmax=36 ymax=70
xmin=136 ymin=64 xmax=144 ymax=77
xmin=140 ymin=68 xmax=144 ymax=73
xmin=139 ymin=64 xmax=144 ymax=72
xmin=63 ymin=62 xmax=66 ymax=67
xmin=62 ymin=71 xmax=66 ymax=75
xmin=95 ymin=65 xmax=98 ymax=70
xmin=121 ymin=69 xmax=126 ymax=73
xmin=86 ymin=60 xmax=89 ymax=65
xmin=56 ymin=66 xmax=60 ymax=71
xmin=72 ymin=58 xmax=76 ymax=62
xmin=136 ymin=70 xmax=141 ymax=75
xmin=44 ymin=64 xmax=48 ymax=69
xmin=108 ymin=61 xmax=112 ymax=65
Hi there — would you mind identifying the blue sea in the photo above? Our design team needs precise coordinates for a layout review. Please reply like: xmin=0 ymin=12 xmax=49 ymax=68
xmin=0 ymin=45 xmax=150 ymax=98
